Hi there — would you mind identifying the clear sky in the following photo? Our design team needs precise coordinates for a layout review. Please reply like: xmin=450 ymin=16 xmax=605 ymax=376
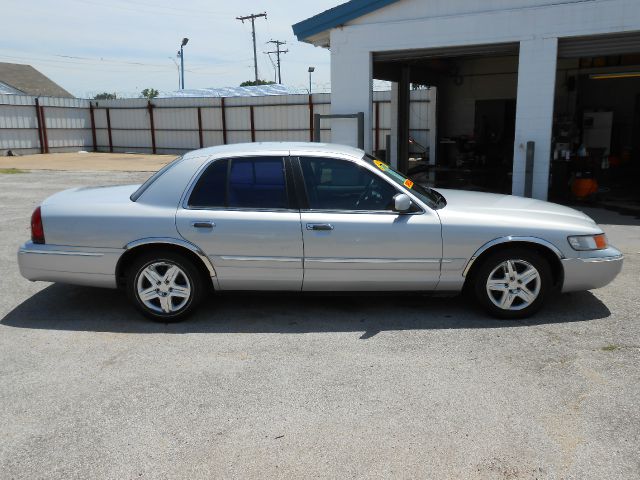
xmin=2 ymin=0 xmax=341 ymax=98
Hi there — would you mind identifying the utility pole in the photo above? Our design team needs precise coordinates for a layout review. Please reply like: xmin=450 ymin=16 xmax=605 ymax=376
xmin=236 ymin=12 xmax=267 ymax=82
xmin=265 ymin=40 xmax=288 ymax=84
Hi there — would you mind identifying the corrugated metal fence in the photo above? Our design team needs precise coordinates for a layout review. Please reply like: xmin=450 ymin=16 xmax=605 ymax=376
xmin=0 ymin=90 xmax=432 ymax=155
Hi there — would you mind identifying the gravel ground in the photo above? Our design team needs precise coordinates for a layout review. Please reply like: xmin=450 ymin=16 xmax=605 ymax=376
xmin=1 ymin=170 xmax=639 ymax=480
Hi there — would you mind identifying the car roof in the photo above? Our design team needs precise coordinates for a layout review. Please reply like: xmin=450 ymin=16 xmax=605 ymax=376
xmin=183 ymin=142 xmax=365 ymax=159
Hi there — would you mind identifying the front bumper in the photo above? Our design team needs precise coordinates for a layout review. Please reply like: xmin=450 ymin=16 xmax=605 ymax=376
xmin=18 ymin=241 xmax=121 ymax=289
xmin=561 ymin=246 xmax=624 ymax=292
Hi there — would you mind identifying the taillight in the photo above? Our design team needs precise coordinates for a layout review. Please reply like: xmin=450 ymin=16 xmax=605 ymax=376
xmin=31 ymin=206 xmax=45 ymax=244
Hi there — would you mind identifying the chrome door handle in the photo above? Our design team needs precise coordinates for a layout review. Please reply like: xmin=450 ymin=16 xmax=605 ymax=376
xmin=192 ymin=221 xmax=215 ymax=229
xmin=306 ymin=223 xmax=334 ymax=231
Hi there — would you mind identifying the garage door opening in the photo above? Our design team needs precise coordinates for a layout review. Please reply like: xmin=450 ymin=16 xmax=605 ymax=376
xmin=373 ymin=42 xmax=520 ymax=194
xmin=550 ymin=32 xmax=640 ymax=208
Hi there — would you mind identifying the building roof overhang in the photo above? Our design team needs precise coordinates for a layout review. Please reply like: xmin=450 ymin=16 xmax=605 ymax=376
xmin=292 ymin=0 xmax=401 ymax=47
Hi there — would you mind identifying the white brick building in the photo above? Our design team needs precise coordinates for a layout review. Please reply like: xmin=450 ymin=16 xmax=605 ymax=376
xmin=293 ymin=0 xmax=640 ymax=200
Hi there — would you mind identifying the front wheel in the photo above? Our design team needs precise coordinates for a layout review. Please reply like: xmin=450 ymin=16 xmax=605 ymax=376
xmin=126 ymin=250 xmax=205 ymax=322
xmin=473 ymin=248 xmax=552 ymax=319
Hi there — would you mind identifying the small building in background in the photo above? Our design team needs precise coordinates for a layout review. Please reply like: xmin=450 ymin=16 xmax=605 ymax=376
xmin=0 ymin=62 xmax=73 ymax=98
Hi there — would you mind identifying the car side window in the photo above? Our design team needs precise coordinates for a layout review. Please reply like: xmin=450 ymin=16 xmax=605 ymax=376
xmin=188 ymin=158 xmax=227 ymax=208
xmin=188 ymin=156 xmax=288 ymax=209
xmin=228 ymin=157 xmax=287 ymax=209
xmin=299 ymin=157 xmax=398 ymax=211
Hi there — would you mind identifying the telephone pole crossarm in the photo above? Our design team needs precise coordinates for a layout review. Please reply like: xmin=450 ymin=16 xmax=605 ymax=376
xmin=266 ymin=39 xmax=288 ymax=84
xmin=236 ymin=12 xmax=267 ymax=82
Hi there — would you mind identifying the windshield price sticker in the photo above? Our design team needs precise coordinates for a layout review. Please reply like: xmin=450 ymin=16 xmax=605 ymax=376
xmin=403 ymin=179 xmax=414 ymax=189
xmin=373 ymin=160 xmax=389 ymax=171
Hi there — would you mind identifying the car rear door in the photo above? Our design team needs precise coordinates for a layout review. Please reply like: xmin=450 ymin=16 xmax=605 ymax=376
xmin=176 ymin=154 xmax=303 ymax=290
xmin=294 ymin=155 xmax=443 ymax=291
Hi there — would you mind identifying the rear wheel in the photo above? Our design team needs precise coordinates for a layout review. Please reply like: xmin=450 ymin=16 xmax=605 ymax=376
xmin=126 ymin=250 xmax=205 ymax=322
xmin=473 ymin=248 xmax=551 ymax=319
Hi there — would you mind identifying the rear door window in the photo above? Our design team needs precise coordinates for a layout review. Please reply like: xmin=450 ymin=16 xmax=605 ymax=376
xmin=188 ymin=158 xmax=227 ymax=208
xmin=228 ymin=157 xmax=287 ymax=209
xmin=188 ymin=156 xmax=288 ymax=209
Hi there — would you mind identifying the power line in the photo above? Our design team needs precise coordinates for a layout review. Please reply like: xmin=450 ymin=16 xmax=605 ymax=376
xmin=69 ymin=0 xmax=228 ymax=18
xmin=265 ymin=52 xmax=277 ymax=83
xmin=264 ymin=40 xmax=288 ymax=84
xmin=236 ymin=12 xmax=267 ymax=82
xmin=0 ymin=51 xmax=254 ymax=73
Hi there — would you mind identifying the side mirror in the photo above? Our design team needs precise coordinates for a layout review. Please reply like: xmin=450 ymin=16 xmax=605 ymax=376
xmin=393 ymin=193 xmax=412 ymax=213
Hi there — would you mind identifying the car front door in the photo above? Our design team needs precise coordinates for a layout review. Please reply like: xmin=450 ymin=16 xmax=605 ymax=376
xmin=176 ymin=154 xmax=303 ymax=290
xmin=294 ymin=156 xmax=442 ymax=291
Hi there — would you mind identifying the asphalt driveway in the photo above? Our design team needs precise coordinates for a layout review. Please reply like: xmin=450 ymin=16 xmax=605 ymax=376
xmin=1 ymin=169 xmax=639 ymax=479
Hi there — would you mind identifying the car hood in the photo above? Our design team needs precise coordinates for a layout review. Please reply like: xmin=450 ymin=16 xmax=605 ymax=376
xmin=434 ymin=188 xmax=598 ymax=230
xmin=42 ymin=184 xmax=141 ymax=207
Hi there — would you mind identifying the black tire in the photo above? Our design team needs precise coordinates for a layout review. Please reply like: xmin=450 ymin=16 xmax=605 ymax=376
xmin=126 ymin=250 xmax=205 ymax=322
xmin=472 ymin=247 xmax=552 ymax=320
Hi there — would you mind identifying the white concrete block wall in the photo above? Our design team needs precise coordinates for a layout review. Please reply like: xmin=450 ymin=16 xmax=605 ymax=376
xmin=513 ymin=37 xmax=558 ymax=199
xmin=330 ymin=33 xmax=373 ymax=152
xmin=350 ymin=0 xmax=591 ymax=26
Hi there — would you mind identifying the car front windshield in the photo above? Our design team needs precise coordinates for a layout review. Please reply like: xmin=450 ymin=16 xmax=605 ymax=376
xmin=363 ymin=154 xmax=445 ymax=209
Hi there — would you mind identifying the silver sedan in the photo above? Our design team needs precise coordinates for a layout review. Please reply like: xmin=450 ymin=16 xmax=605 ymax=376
xmin=18 ymin=142 xmax=623 ymax=321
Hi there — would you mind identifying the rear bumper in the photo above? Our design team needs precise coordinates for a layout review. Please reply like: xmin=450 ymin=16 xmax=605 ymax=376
xmin=18 ymin=241 xmax=121 ymax=289
xmin=561 ymin=247 xmax=624 ymax=292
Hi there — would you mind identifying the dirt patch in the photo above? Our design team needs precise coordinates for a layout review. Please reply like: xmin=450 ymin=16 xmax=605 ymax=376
xmin=0 ymin=152 xmax=176 ymax=172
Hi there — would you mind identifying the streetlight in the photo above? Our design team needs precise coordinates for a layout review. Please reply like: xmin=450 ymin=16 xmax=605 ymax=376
xmin=308 ymin=66 xmax=315 ymax=94
xmin=179 ymin=37 xmax=189 ymax=89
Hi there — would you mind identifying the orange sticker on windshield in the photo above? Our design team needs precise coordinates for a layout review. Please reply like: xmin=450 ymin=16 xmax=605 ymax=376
xmin=373 ymin=160 xmax=389 ymax=171
xmin=403 ymin=179 xmax=414 ymax=189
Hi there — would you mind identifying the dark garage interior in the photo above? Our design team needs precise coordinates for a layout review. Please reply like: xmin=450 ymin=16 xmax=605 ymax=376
xmin=374 ymin=33 xmax=640 ymax=211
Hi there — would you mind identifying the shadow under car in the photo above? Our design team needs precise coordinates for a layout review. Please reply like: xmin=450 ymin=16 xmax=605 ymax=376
xmin=1 ymin=284 xmax=611 ymax=337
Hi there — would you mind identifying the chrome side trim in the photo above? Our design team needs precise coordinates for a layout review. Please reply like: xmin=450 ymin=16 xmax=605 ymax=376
xmin=461 ymin=236 xmax=565 ymax=277
xmin=301 ymin=209 xmax=424 ymax=215
xmin=305 ymin=257 xmax=441 ymax=264
xmin=579 ymin=254 xmax=624 ymax=263
xmin=220 ymin=256 xmax=301 ymax=262
xmin=124 ymin=237 xmax=216 ymax=277
xmin=560 ymin=249 xmax=623 ymax=292
xmin=19 ymin=249 xmax=103 ymax=257
xmin=463 ymin=257 xmax=478 ymax=277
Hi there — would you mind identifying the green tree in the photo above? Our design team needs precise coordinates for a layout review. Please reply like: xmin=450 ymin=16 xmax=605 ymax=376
xmin=240 ymin=80 xmax=275 ymax=87
xmin=93 ymin=92 xmax=117 ymax=100
xmin=141 ymin=88 xmax=159 ymax=99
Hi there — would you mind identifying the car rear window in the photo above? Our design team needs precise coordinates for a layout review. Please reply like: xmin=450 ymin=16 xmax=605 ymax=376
xmin=130 ymin=155 xmax=184 ymax=202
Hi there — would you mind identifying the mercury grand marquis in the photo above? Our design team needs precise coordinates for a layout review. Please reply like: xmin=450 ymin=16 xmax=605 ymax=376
xmin=18 ymin=142 xmax=623 ymax=322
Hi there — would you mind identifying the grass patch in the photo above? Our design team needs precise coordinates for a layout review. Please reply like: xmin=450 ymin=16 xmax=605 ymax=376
xmin=601 ymin=344 xmax=619 ymax=352
xmin=0 ymin=168 xmax=28 ymax=174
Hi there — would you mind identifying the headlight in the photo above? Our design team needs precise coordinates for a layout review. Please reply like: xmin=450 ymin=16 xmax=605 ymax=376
xmin=568 ymin=234 xmax=607 ymax=251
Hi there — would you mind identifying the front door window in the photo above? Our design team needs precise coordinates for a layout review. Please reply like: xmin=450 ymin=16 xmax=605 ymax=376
xmin=299 ymin=157 xmax=398 ymax=211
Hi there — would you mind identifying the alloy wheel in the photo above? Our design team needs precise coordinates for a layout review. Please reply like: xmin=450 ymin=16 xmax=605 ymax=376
xmin=136 ymin=261 xmax=192 ymax=314
xmin=485 ymin=259 xmax=541 ymax=311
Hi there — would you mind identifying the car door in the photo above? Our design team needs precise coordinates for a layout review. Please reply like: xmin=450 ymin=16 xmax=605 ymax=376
xmin=294 ymin=155 xmax=442 ymax=291
xmin=176 ymin=154 xmax=303 ymax=291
